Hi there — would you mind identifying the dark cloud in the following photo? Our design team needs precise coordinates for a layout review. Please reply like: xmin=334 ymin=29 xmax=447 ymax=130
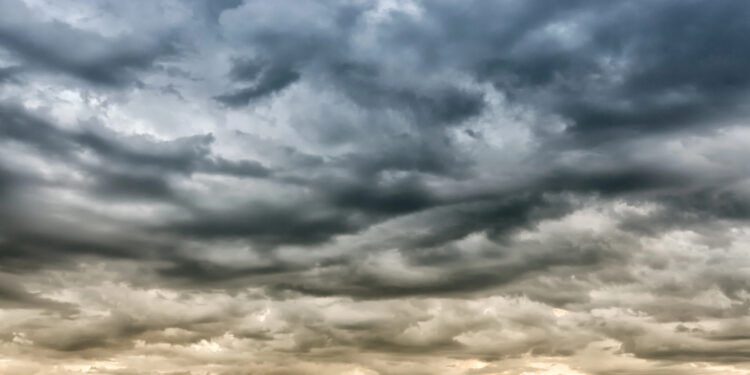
xmin=328 ymin=62 xmax=487 ymax=128
xmin=472 ymin=0 xmax=750 ymax=143
xmin=0 ymin=65 xmax=22 ymax=84
xmin=0 ymin=0 xmax=176 ymax=86
xmin=275 ymin=239 xmax=618 ymax=299
xmin=0 ymin=103 xmax=270 ymax=180
xmin=323 ymin=174 xmax=437 ymax=215
xmin=215 ymin=64 xmax=301 ymax=106
xmin=0 ymin=274 xmax=76 ymax=314
xmin=164 ymin=201 xmax=357 ymax=246
xmin=1 ymin=0 xmax=750 ymax=373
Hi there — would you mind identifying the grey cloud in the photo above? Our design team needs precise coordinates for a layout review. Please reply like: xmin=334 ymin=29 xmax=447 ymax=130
xmin=90 ymin=169 xmax=177 ymax=201
xmin=215 ymin=64 xmax=301 ymax=107
xmin=356 ymin=0 xmax=750 ymax=145
xmin=328 ymin=62 xmax=487 ymax=128
xmin=164 ymin=201 xmax=358 ymax=246
xmin=485 ymin=0 xmax=750 ymax=142
xmin=1 ymin=0 xmax=750 ymax=374
xmin=0 ymin=0 xmax=176 ymax=86
xmin=190 ymin=0 xmax=244 ymax=24
xmin=274 ymin=231 xmax=623 ymax=299
xmin=0 ymin=65 xmax=22 ymax=84
xmin=324 ymin=177 xmax=436 ymax=216
xmin=0 ymin=104 xmax=270 ymax=180
xmin=0 ymin=274 xmax=76 ymax=314
xmin=0 ymin=103 xmax=273 ymax=271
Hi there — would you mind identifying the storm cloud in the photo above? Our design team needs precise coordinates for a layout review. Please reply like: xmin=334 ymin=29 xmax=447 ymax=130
xmin=1 ymin=0 xmax=750 ymax=374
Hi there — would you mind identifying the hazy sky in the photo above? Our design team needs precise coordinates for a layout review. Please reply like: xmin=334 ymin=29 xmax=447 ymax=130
xmin=1 ymin=0 xmax=750 ymax=374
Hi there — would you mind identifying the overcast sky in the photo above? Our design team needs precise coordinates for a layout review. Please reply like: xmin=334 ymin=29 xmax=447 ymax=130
xmin=1 ymin=0 xmax=750 ymax=374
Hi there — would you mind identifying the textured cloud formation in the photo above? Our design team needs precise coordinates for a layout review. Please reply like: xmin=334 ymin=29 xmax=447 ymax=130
xmin=1 ymin=0 xmax=750 ymax=374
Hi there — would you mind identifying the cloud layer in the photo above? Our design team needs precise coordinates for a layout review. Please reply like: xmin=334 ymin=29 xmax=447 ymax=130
xmin=1 ymin=0 xmax=750 ymax=374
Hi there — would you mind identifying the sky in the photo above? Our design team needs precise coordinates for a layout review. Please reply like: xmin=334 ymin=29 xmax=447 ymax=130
xmin=1 ymin=0 xmax=750 ymax=374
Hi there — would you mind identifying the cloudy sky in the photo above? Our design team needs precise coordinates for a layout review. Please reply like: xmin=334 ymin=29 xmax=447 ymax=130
xmin=1 ymin=0 xmax=750 ymax=374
